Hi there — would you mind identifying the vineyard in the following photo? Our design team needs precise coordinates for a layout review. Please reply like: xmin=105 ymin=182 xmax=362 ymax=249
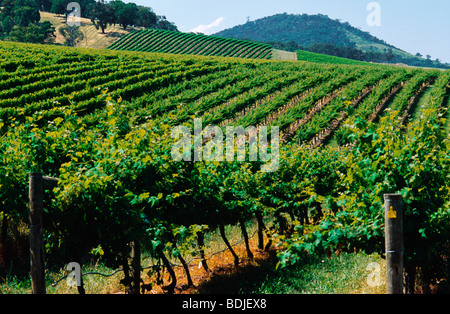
xmin=297 ymin=50 xmax=371 ymax=66
xmin=0 ymin=41 xmax=449 ymax=294
xmin=108 ymin=29 xmax=273 ymax=60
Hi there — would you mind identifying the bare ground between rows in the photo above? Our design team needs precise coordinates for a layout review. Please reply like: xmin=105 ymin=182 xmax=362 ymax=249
xmin=144 ymin=236 xmax=278 ymax=294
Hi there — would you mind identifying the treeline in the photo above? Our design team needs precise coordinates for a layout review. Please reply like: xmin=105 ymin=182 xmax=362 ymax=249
xmin=0 ymin=0 xmax=177 ymax=44
xmin=48 ymin=0 xmax=178 ymax=33
xmin=0 ymin=0 xmax=55 ymax=43
xmin=302 ymin=43 xmax=450 ymax=69
xmin=270 ymin=41 xmax=450 ymax=69
xmin=215 ymin=13 xmax=450 ymax=69
xmin=270 ymin=41 xmax=396 ymax=62
xmin=216 ymin=13 xmax=393 ymax=51
xmin=302 ymin=43 xmax=395 ymax=63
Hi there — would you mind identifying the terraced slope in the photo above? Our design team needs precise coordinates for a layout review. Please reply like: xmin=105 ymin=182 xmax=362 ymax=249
xmin=108 ymin=28 xmax=273 ymax=59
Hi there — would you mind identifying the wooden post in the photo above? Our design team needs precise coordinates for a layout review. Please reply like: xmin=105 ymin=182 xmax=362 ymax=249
xmin=130 ymin=240 xmax=141 ymax=294
xmin=29 ymin=172 xmax=45 ymax=294
xmin=384 ymin=194 xmax=404 ymax=294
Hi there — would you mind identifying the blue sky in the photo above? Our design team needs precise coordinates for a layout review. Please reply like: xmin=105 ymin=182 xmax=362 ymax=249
xmin=131 ymin=0 xmax=450 ymax=63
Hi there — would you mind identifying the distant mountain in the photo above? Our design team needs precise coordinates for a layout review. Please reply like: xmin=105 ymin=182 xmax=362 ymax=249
xmin=214 ymin=13 xmax=449 ymax=69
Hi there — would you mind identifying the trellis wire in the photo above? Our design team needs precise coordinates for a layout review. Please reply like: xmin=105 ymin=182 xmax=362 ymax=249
xmin=51 ymin=229 xmax=257 ymax=288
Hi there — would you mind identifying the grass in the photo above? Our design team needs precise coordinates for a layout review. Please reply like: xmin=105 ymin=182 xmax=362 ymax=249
xmin=1 ymin=262 xmax=124 ymax=294
xmin=250 ymin=252 xmax=386 ymax=294
xmin=39 ymin=11 xmax=139 ymax=49
xmin=445 ymin=89 xmax=450 ymax=134
xmin=297 ymin=50 xmax=372 ymax=66
xmin=1 ymin=221 xmax=386 ymax=294
xmin=273 ymin=49 xmax=297 ymax=61
xmin=408 ymin=83 xmax=435 ymax=124
xmin=195 ymin=248 xmax=386 ymax=294
xmin=0 ymin=223 xmax=261 ymax=294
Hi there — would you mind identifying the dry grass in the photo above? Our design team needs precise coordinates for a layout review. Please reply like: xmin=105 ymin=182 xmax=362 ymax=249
xmin=142 ymin=223 xmax=272 ymax=294
xmin=2 ymin=221 xmax=389 ymax=294
xmin=272 ymin=49 xmax=297 ymax=61
xmin=39 ymin=11 xmax=140 ymax=49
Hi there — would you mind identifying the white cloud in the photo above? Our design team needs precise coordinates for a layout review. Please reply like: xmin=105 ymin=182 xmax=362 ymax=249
xmin=189 ymin=17 xmax=225 ymax=35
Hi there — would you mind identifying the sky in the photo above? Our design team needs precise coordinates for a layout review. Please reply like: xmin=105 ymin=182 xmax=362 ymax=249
xmin=130 ymin=0 xmax=450 ymax=63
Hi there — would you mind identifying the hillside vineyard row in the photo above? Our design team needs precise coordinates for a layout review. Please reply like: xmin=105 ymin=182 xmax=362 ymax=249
xmin=0 ymin=42 xmax=449 ymax=293
xmin=108 ymin=29 xmax=273 ymax=60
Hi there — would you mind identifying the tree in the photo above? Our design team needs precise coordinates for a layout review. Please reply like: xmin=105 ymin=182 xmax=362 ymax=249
xmin=136 ymin=6 xmax=157 ymax=28
xmin=0 ymin=0 xmax=54 ymax=42
xmin=384 ymin=48 xmax=394 ymax=62
xmin=35 ymin=0 xmax=52 ymax=12
xmin=87 ymin=0 xmax=114 ymax=34
xmin=59 ymin=24 xmax=84 ymax=46
xmin=49 ymin=0 xmax=67 ymax=15
xmin=8 ymin=21 xmax=55 ymax=43
xmin=0 ymin=15 xmax=15 ymax=35
xmin=77 ymin=0 xmax=96 ymax=18
xmin=156 ymin=16 xmax=178 ymax=31
xmin=13 ymin=0 xmax=40 ymax=27
xmin=110 ymin=0 xmax=138 ymax=29
xmin=1 ymin=0 xmax=14 ymax=17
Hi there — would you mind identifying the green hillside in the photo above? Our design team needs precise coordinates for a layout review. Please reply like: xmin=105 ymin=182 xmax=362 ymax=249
xmin=214 ymin=13 xmax=449 ymax=69
xmin=215 ymin=13 xmax=392 ymax=50
xmin=108 ymin=28 xmax=273 ymax=59
xmin=297 ymin=50 xmax=372 ymax=66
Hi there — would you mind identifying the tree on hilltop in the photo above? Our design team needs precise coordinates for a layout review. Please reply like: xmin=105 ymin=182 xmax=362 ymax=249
xmin=87 ymin=0 xmax=114 ymax=34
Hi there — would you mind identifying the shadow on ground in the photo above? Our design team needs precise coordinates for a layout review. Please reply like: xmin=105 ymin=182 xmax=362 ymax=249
xmin=195 ymin=250 xmax=279 ymax=294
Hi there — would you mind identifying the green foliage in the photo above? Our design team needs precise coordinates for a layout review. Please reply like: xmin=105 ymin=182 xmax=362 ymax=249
xmin=0 ymin=41 xmax=448 ymax=291
xmin=0 ymin=0 xmax=55 ymax=43
xmin=8 ymin=21 xmax=55 ymax=44
xmin=297 ymin=50 xmax=374 ymax=66
xmin=214 ymin=13 xmax=450 ymax=69
xmin=277 ymin=106 xmax=450 ymax=285
xmin=299 ymin=43 xmax=396 ymax=64
xmin=215 ymin=13 xmax=368 ymax=48
xmin=59 ymin=25 xmax=84 ymax=47
xmin=49 ymin=0 xmax=67 ymax=15
xmin=108 ymin=29 xmax=273 ymax=60
xmin=12 ymin=0 xmax=40 ymax=27
xmin=110 ymin=0 xmax=138 ymax=30
xmin=87 ymin=0 xmax=113 ymax=34
xmin=85 ymin=0 xmax=176 ymax=34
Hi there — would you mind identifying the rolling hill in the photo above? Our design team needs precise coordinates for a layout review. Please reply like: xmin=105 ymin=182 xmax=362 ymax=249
xmin=214 ymin=13 xmax=449 ymax=69
xmin=215 ymin=13 xmax=393 ymax=51
xmin=39 ymin=11 xmax=141 ymax=49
